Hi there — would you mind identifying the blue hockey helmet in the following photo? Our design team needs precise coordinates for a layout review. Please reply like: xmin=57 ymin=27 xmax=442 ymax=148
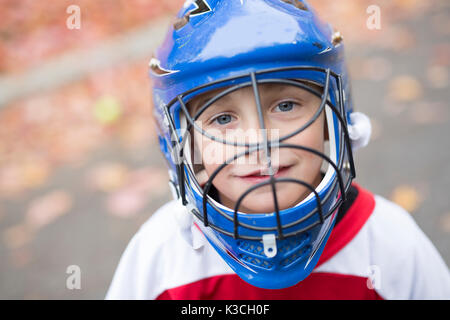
xmin=150 ymin=0 xmax=356 ymax=289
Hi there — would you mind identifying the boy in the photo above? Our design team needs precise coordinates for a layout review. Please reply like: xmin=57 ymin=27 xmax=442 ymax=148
xmin=106 ymin=0 xmax=450 ymax=299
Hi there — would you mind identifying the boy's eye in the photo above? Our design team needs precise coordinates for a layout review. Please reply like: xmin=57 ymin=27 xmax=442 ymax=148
xmin=213 ymin=114 xmax=234 ymax=125
xmin=275 ymin=101 xmax=295 ymax=112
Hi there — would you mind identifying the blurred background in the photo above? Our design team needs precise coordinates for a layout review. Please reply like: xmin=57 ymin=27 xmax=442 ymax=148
xmin=0 ymin=0 xmax=448 ymax=299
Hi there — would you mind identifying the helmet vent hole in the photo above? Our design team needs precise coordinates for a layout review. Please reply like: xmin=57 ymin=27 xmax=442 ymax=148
xmin=173 ymin=14 xmax=190 ymax=31
xmin=281 ymin=245 xmax=312 ymax=267
xmin=238 ymin=254 xmax=274 ymax=270
xmin=281 ymin=0 xmax=308 ymax=11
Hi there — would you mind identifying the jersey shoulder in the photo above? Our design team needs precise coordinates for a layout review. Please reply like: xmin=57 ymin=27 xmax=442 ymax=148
xmin=106 ymin=200 xmax=232 ymax=299
xmin=318 ymin=193 xmax=450 ymax=300
xmin=105 ymin=200 xmax=181 ymax=299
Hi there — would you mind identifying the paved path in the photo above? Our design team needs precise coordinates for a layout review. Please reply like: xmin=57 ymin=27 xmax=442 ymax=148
xmin=0 ymin=17 xmax=172 ymax=108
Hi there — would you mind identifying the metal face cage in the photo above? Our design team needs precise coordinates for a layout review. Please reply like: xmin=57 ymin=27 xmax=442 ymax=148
xmin=162 ymin=66 xmax=356 ymax=242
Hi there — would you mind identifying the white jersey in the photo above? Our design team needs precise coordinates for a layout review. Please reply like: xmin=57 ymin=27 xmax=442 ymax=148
xmin=105 ymin=184 xmax=450 ymax=300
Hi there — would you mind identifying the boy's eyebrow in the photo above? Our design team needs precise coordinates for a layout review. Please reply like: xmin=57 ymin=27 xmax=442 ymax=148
xmin=190 ymin=93 xmax=232 ymax=116
xmin=189 ymin=97 xmax=211 ymax=116
xmin=191 ymin=84 xmax=288 ymax=109
xmin=189 ymin=81 xmax=322 ymax=115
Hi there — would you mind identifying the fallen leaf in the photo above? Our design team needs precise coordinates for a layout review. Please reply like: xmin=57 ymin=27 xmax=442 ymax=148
xmin=426 ymin=65 xmax=449 ymax=89
xmin=118 ymin=117 xmax=154 ymax=149
xmin=3 ymin=224 xmax=32 ymax=249
xmin=25 ymin=190 xmax=73 ymax=231
xmin=390 ymin=185 xmax=423 ymax=213
xmin=410 ymin=102 xmax=449 ymax=124
xmin=388 ymin=75 xmax=423 ymax=103
xmin=382 ymin=99 xmax=407 ymax=116
xmin=23 ymin=97 xmax=54 ymax=124
xmin=21 ymin=159 xmax=50 ymax=189
xmin=23 ymin=293 xmax=45 ymax=300
xmin=106 ymin=188 xmax=148 ymax=218
xmin=8 ymin=247 xmax=32 ymax=269
xmin=364 ymin=57 xmax=392 ymax=81
xmin=382 ymin=26 xmax=416 ymax=52
xmin=438 ymin=212 xmax=450 ymax=233
xmin=431 ymin=13 xmax=450 ymax=36
xmin=125 ymin=167 xmax=168 ymax=194
xmin=105 ymin=167 xmax=169 ymax=218
xmin=86 ymin=162 xmax=129 ymax=192
xmin=431 ymin=43 xmax=450 ymax=67
xmin=0 ymin=163 xmax=27 ymax=198
xmin=93 ymin=95 xmax=123 ymax=125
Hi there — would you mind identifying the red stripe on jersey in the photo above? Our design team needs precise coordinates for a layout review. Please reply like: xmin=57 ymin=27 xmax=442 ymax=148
xmin=156 ymin=272 xmax=383 ymax=300
xmin=316 ymin=183 xmax=376 ymax=268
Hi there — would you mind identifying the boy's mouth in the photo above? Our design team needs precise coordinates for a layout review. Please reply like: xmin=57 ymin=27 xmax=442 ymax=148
xmin=236 ymin=165 xmax=292 ymax=183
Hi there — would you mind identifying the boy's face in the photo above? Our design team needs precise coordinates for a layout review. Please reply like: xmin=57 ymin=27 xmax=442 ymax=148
xmin=188 ymin=82 xmax=326 ymax=214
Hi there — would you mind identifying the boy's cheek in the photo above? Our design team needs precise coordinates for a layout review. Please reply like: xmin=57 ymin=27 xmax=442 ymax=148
xmin=200 ymin=138 xmax=253 ymax=166
xmin=201 ymin=141 xmax=229 ymax=166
